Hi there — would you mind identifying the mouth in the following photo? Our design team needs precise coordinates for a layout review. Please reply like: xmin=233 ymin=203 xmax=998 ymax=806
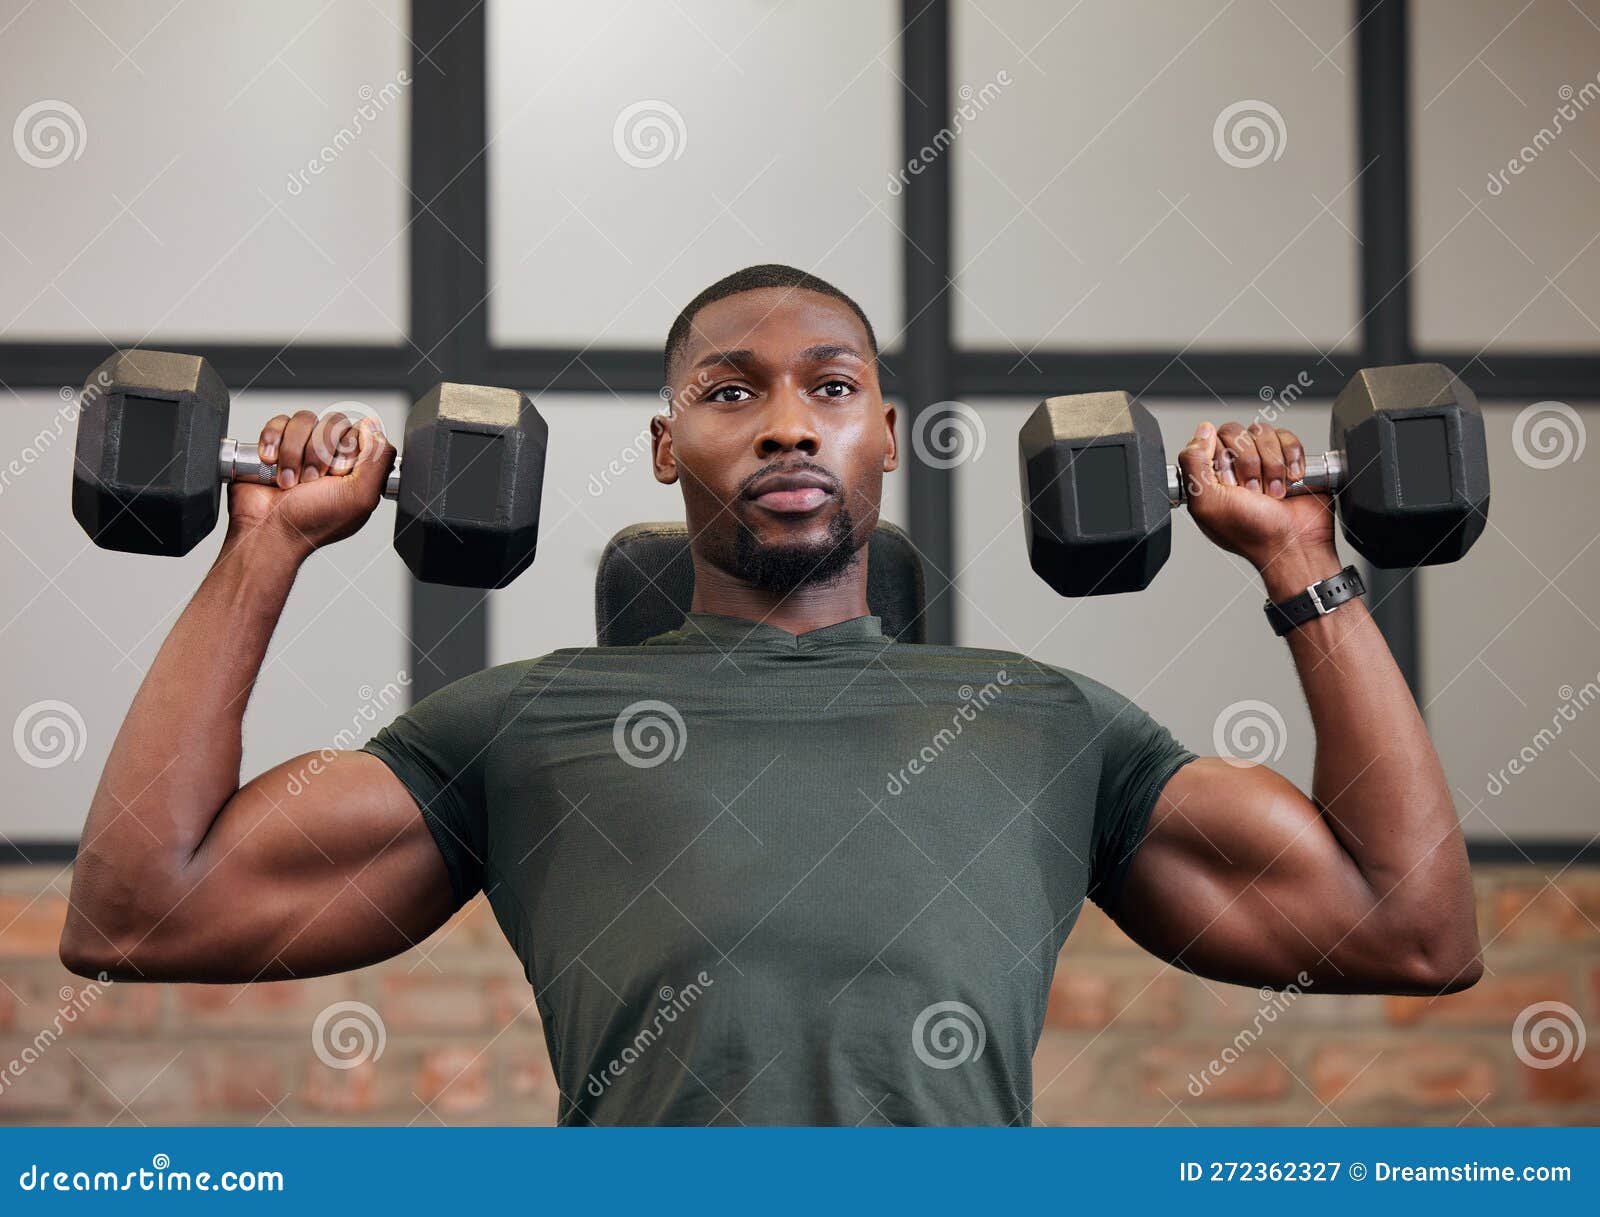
xmin=744 ymin=470 xmax=838 ymax=515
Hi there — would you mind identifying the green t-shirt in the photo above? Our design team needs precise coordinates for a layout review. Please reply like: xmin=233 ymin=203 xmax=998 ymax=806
xmin=362 ymin=612 xmax=1194 ymax=1126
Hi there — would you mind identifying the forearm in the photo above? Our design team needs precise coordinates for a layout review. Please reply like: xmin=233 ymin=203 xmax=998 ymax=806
xmin=67 ymin=522 xmax=309 ymax=928
xmin=1260 ymin=543 xmax=1477 ymax=962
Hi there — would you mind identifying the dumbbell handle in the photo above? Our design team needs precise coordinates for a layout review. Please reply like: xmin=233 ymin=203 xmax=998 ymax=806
xmin=1165 ymin=450 xmax=1344 ymax=505
xmin=218 ymin=438 xmax=402 ymax=499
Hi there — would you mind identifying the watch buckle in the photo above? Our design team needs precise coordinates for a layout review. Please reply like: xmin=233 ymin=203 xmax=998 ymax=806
xmin=1306 ymin=582 xmax=1330 ymax=615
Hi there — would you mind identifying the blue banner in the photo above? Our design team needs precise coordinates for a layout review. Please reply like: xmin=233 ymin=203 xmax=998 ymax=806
xmin=0 ymin=1127 xmax=1592 ymax=1213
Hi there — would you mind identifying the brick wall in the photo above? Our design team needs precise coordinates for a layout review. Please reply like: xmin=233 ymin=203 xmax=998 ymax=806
xmin=2 ymin=863 xmax=1595 ymax=1125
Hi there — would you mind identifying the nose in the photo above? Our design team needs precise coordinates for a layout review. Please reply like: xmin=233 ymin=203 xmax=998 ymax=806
xmin=755 ymin=390 xmax=821 ymax=458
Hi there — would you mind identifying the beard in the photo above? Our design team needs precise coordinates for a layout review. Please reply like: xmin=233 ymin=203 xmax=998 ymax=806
xmin=714 ymin=500 xmax=864 ymax=594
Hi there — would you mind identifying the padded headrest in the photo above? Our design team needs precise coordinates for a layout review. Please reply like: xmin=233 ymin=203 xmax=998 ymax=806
xmin=594 ymin=521 xmax=927 ymax=646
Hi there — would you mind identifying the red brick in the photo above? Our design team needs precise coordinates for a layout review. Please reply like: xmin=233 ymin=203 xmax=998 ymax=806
xmin=0 ymin=980 xmax=14 ymax=1032
xmin=73 ymin=1044 xmax=191 ymax=1120
xmin=412 ymin=1046 xmax=489 ymax=1116
xmin=1062 ymin=904 xmax=1141 ymax=952
xmin=176 ymin=975 xmax=356 ymax=1031
xmin=374 ymin=972 xmax=486 ymax=1032
xmin=497 ymin=1036 xmax=559 ymax=1111
xmin=1507 ymin=997 xmax=1597 ymax=1102
xmin=437 ymin=896 xmax=502 ymax=948
xmin=1192 ymin=980 xmax=1377 ymax=1029
xmin=1386 ymin=971 xmax=1573 ymax=1028
xmin=1493 ymin=878 xmax=1600 ymax=944
xmin=298 ymin=1060 xmax=380 ymax=1116
xmin=1029 ymin=1030 xmax=1103 ymax=1124
xmin=1139 ymin=1042 xmax=1291 ymax=1103
xmin=0 ymin=1039 xmax=77 ymax=1116
xmin=1310 ymin=1041 xmax=1496 ymax=1108
xmin=1046 ymin=967 xmax=1183 ymax=1030
xmin=1521 ymin=1052 xmax=1600 ymax=1103
xmin=485 ymin=977 xmax=543 ymax=1029
xmin=192 ymin=1049 xmax=288 ymax=1114
xmin=1516 ymin=1049 xmax=1593 ymax=1106
xmin=0 ymin=895 xmax=67 ymax=957
xmin=9 ymin=971 xmax=161 ymax=1035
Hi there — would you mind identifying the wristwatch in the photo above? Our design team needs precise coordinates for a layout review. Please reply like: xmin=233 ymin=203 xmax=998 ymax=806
xmin=1264 ymin=565 xmax=1366 ymax=636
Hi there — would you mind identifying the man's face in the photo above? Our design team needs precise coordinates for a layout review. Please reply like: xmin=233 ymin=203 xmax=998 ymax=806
xmin=652 ymin=287 xmax=897 ymax=594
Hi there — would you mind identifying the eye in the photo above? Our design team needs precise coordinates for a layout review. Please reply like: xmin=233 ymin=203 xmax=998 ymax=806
xmin=708 ymin=385 xmax=753 ymax=404
xmin=816 ymin=379 xmax=855 ymax=399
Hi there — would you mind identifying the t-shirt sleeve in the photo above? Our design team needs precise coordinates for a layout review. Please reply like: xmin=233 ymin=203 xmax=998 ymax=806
xmin=360 ymin=662 xmax=528 ymax=908
xmin=1074 ymin=674 xmax=1197 ymax=911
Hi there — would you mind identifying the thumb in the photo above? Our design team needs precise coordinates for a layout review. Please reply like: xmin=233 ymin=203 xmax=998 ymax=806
xmin=1176 ymin=421 xmax=1221 ymax=503
xmin=347 ymin=417 xmax=396 ymax=503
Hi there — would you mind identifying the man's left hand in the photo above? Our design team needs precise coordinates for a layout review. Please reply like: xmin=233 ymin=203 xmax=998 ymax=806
xmin=1175 ymin=420 xmax=1337 ymax=571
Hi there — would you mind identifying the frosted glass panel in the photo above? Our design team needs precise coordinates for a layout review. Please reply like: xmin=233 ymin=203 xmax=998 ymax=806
xmin=0 ymin=1 xmax=408 ymax=341
xmin=488 ymin=0 xmax=901 ymax=348
xmin=0 ymin=389 xmax=410 ymax=842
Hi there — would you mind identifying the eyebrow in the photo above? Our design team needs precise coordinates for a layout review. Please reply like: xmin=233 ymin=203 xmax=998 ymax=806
xmin=691 ymin=348 xmax=757 ymax=373
xmin=797 ymin=343 xmax=866 ymax=365
xmin=689 ymin=343 xmax=866 ymax=374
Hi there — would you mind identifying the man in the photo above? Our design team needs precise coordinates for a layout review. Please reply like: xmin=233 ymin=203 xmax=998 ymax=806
xmin=62 ymin=264 xmax=1481 ymax=1126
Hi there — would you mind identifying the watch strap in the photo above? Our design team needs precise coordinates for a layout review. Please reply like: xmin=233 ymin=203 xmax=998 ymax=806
xmin=1264 ymin=565 xmax=1366 ymax=636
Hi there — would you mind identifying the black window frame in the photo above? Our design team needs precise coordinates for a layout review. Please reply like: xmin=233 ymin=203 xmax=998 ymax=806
xmin=0 ymin=0 xmax=1584 ymax=864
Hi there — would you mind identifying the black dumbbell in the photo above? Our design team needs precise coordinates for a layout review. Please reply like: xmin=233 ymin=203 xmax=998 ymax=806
xmin=71 ymin=349 xmax=548 ymax=589
xmin=1019 ymin=363 xmax=1491 ymax=597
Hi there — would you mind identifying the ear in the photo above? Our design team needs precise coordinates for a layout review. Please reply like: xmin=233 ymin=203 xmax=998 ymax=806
xmin=882 ymin=402 xmax=899 ymax=473
xmin=650 ymin=411 xmax=679 ymax=485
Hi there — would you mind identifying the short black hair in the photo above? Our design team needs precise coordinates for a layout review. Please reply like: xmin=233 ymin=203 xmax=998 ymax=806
xmin=663 ymin=263 xmax=878 ymax=381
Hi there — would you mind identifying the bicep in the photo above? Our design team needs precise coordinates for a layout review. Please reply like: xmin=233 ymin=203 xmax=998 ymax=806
xmin=1106 ymin=757 xmax=1382 ymax=989
xmin=149 ymin=751 xmax=456 ymax=980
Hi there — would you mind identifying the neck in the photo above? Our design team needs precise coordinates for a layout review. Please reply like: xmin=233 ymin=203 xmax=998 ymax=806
xmin=689 ymin=550 xmax=871 ymax=636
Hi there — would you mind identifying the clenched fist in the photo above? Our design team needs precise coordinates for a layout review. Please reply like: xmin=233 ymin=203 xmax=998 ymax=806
xmin=1176 ymin=419 xmax=1337 ymax=571
xmin=226 ymin=409 xmax=397 ymax=556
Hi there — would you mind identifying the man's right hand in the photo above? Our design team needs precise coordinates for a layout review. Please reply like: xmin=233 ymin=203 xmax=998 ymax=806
xmin=62 ymin=401 xmax=451 ymax=984
xmin=226 ymin=410 xmax=397 ymax=554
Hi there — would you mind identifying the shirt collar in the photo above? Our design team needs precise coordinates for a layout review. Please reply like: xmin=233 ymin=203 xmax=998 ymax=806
xmin=644 ymin=611 xmax=887 ymax=651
